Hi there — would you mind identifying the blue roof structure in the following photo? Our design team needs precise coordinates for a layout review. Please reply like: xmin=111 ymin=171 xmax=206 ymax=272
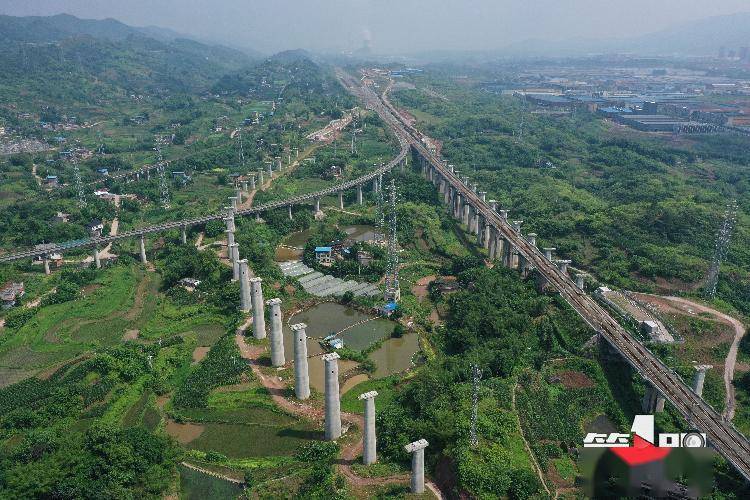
xmin=315 ymin=246 xmax=332 ymax=253
xmin=383 ymin=302 xmax=398 ymax=312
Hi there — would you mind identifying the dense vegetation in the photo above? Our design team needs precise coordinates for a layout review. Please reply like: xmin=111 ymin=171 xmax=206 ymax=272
xmin=392 ymin=79 xmax=750 ymax=314
xmin=0 ymin=345 xmax=179 ymax=498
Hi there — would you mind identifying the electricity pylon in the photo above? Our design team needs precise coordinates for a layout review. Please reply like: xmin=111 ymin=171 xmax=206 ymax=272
xmin=705 ymin=200 xmax=738 ymax=298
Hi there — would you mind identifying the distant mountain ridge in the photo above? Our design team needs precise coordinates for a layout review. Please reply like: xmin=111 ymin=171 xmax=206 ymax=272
xmin=499 ymin=12 xmax=750 ymax=57
xmin=0 ymin=13 xmax=261 ymax=60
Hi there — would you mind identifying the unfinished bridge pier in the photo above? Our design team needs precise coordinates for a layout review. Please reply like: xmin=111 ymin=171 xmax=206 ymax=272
xmin=323 ymin=352 xmax=342 ymax=440
xmin=266 ymin=298 xmax=285 ymax=366
xmin=249 ymin=277 xmax=266 ymax=339
xmin=292 ymin=323 xmax=310 ymax=400
xmin=359 ymin=391 xmax=378 ymax=465
xmin=405 ymin=439 xmax=429 ymax=494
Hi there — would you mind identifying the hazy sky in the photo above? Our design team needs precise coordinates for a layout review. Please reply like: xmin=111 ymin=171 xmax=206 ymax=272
xmin=2 ymin=0 xmax=749 ymax=54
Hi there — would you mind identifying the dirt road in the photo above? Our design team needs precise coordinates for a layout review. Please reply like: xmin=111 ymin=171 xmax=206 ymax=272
xmin=234 ymin=332 xmax=442 ymax=496
xmin=663 ymin=296 xmax=747 ymax=420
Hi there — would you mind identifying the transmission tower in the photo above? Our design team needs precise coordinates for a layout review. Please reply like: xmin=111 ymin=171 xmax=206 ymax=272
xmin=705 ymin=200 xmax=738 ymax=298
xmin=73 ymin=160 xmax=86 ymax=208
xmin=236 ymin=128 xmax=246 ymax=168
xmin=96 ymin=132 xmax=106 ymax=155
xmin=470 ymin=364 xmax=482 ymax=448
xmin=384 ymin=179 xmax=400 ymax=303
xmin=154 ymin=138 xmax=170 ymax=209
xmin=376 ymin=175 xmax=386 ymax=242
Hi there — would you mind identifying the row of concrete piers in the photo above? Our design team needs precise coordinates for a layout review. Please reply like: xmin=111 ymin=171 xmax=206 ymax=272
xmin=421 ymin=155 xmax=718 ymax=418
xmin=244 ymin=274 xmax=425 ymax=492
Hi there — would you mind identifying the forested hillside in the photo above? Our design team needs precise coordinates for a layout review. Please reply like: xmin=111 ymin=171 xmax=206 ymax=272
xmin=391 ymin=79 xmax=750 ymax=314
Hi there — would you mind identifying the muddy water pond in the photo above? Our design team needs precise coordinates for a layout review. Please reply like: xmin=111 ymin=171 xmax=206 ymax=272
xmin=282 ymin=302 xmax=419 ymax=392
xmin=277 ymin=225 xmax=378 ymax=261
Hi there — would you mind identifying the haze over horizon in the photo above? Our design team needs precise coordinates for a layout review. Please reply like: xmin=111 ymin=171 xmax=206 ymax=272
xmin=2 ymin=0 xmax=750 ymax=55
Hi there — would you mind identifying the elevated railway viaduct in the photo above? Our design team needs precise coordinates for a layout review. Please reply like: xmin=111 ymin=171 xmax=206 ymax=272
xmin=365 ymin=73 xmax=750 ymax=481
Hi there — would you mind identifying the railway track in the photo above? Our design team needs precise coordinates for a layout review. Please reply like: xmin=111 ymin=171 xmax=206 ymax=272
xmin=363 ymin=71 xmax=750 ymax=480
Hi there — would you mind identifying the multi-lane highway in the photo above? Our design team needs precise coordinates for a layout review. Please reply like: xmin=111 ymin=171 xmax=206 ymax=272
xmin=363 ymin=71 xmax=750 ymax=481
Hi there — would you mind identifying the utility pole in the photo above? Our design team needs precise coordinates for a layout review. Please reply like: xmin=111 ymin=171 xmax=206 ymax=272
xmin=705 ymin=200 xmax=738 ymax=299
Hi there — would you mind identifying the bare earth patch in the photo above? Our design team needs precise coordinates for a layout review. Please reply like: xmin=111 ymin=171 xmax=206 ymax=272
xmin=165 ymin=420 xmax=205 ymax=444
xmin=411 ymin=275 xmax=436 ymax=301
xmin=192 ymin=346 xmax=210 ymax=364
xmin=552 ymin=370 xmax=595 ymax=389
xmin=123 ymin=329 xmax=139 ymax=341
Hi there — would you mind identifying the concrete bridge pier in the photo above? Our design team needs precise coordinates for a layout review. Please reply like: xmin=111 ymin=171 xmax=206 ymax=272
xmin=557 ymin=260 xmax=571 ymax=275
xmin=519 ymin=254 xmax=529 ymax=275
xmin=139 ymin=235 xmax=147 ymax=264
xmin=476 ymin=217 xmax=484 ymax=245
xmin=323 ymin=352 xmax=342 ymax=440
xmin=575 ymin=273 xmax=586 ymax=290
xmin=250 ymin=174 xmax=256 ymax=190
xmin=249 ymin=277 xmax=266 ymax=339
xmin=242 ymin=180 xmax=248 ymax=192
xmin=526 ymin=233 xmax=537 ymax=247
xmin=462 ymin=204 xmax=470 ymax=227
xmin=511 ymin=247 xmax=519 ymax=269
xmin=338 ymin=191 xmax=344 ymax=210
xmin=93 ymin=247 xmax=101 ymax=269
xmin=489 ymin=200 xmax=498 ymax=211
xmin=266 ymin=298 xmax=285 ymax=366
xmin=229 ymin=196 xmax=238 ymax=210
xmin=235 ymin=188 xmax=242 ymax=204
xmin=512 ymin=220 xmax=523 ymax=234
xmin=288 ymin=205 xmax=293 ymax=220
xmin=483 ymin=223 xmax=491 ymax=250
xmin=642 ymin=383 xmax=666 ymax=413
xmin=239 ymin=260 xmax=251 ymax=312
xmin=373 ymin=177 xmax=379 ymax=193
xmin=314 ymin=197 xmax=322 ymax=215
xmin=499 ymin=209 xmax=509 ymax=220
xmin=488 ymin=228 xmax=498 ymax=260
xmin=292 ymin=323 xmax=310 ymax=400
xmin=181 ymin=225 xmax=187 ymax=245
xmin=225 ymin=229 xmax=235 ymax=251
xmin=692 ymin=365 xmax=713 ymax=397
xmin=258 ymin=169 xmax=264 ymax=186
xmin=543 ymin=248 xmax=556 ymax=261
xmin=43 ymin=254 xmax=51 ymax=275
xmin=359 ymin=391 xmax=379 ymax=465
xmin=479 ymin=191 xmax=487 ymax=202
xmin=267 ymin=162 xmax=273 ymax=176
xmin=230 ymin=243 xmax=240 ymax=281
xmin=405 ymin=439 xmax=429 ymax=494
xmin=472 ymin=211 xmax=480 ymax=235
xmin=471 ymin=183 xmax=478 ymax=193
xmin=502 ymin=239 xmax=512 ymax=267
